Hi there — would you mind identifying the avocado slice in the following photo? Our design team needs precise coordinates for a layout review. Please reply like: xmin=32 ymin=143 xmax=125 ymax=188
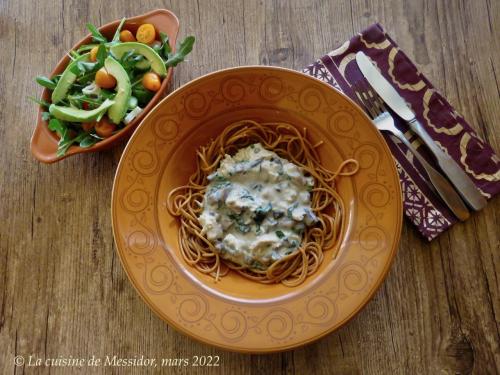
xmin=51 ymin=53 xmax=90 ymax=104
xmin=104 ymin=56 xmax=131 ymax=124
xmin=49 ymin=98 xmax=115 ymax=122
xmin=110 ymin=42 xmax=166 ymax=77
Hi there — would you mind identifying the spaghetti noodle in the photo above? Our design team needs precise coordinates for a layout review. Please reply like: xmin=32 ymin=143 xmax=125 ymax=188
xmin=167 ymin=120 xmax=358 ymax=286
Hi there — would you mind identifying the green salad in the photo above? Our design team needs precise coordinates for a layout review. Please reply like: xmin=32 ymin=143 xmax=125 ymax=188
xmin=32 ymin=18 xmax=194 ymax=156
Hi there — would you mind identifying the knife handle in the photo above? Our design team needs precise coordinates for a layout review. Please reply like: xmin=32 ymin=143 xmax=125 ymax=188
xmin=408 ymin=118 xmax=487 ymax=211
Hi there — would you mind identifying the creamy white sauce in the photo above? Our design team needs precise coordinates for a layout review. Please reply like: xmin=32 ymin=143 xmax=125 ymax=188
xmin=198 ymin=143 xmax=317 ymax=270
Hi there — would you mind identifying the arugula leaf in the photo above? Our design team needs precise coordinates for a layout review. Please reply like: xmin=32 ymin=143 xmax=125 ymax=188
xmin=159 ymin=32 xmax=168 ymax=45
xmin=99 ymin=89 xmax=115 ymax=99
xmin=96 ymin=44 xmax=107 ymax=67
xmin=77 ymin=61 xmax=98 ymax=72
xmin=119 ymin=49 xmax=135 ymax=63
xmin=76 ymin=44 xmax=98 ymax=53
xmin=111 ymin=18 xmax=126 ymax=43
xmin=86 ymin=23 xmax=107 ymax=43
xmin=56 ymin=137 xmax=74 ymax=156
xmin=275 ymin=230 xmax=285 ymax=239
xmin=28 ymin=96 xmax=51 ymax=108
xmin=134 ymin=59 xmax=150 ymax=71
xmin=48 ymin=118 xmax=66 ymax=137
xmin=76 ymin=70 xmax=98 ymax=85
xmin=159 ymin=32 xmax=171 ymax=56
xmin=69 ymin=63 xmax=82 ymax=75
xmin=152 ymin=43 xmax=162 ymax=54
xmin=57 ymin=131 xmax=88 ymax=157
xmin=119 ymin=51 xmax=145 ymax=73
xmin=35 ymin=76 xmax=56 ymax=90
xmin=73 ymin=60 xmax=100 ymax=85
xmin=69 ymin=50 xmax=81 ymax=59
xmin=132 ymin=85 xmax=154 ymax=106
xmin=79 ymin=134 xmax=98 ymax=148
xmin=165 ymin=36 xmax=195 ymax=68
xmin=67 ymin=94 xmax=104 ymax=108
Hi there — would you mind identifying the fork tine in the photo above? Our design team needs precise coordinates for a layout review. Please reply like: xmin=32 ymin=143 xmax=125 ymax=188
xmin=352 ymin=88 xmax=366 ymax=111
xmin=364 ymin=89 xmax=376 ymax=116
xmin=372 ymin=92 xmax=386 ymax=113
xmin=364 ymin=87 xmax=383 ymax=118
xmin=352 ymin=81 xmax=377 ymax=118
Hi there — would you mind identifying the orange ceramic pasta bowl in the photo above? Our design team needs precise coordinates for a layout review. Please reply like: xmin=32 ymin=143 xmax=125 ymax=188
xmin=111 ymin=66 xmax=403 ymax=352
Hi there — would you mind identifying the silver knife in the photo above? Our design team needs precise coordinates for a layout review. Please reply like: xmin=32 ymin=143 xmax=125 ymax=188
xmin=356 ymin=51 xmax=487 ymax=211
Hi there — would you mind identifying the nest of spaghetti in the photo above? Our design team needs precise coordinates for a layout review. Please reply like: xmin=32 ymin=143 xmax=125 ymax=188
xmin=167 ymin=120 xmax=359 ymax=286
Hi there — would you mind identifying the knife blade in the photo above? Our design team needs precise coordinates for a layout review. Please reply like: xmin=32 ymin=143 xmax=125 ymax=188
xmin=355 ymin=51 xmax=487 ymax=211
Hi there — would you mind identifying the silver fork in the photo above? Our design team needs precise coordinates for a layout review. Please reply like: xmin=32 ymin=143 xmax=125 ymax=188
xmin=353 ymin=84 xmax=470 ymax=222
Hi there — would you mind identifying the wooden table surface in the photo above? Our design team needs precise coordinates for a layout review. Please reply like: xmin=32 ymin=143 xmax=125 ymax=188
xmin=1 ymin=0 xmax=499 ymax=374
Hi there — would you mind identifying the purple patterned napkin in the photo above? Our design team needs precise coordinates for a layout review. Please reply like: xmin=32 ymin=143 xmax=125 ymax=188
xmin=303 ymin=23 xmax=500 ymax=240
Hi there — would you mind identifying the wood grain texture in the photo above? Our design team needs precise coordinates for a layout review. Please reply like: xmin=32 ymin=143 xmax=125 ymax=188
xmin=0 ymin=0 xmax=498 ymax=374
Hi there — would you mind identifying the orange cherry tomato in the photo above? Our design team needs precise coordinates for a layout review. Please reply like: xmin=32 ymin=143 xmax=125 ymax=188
xmin=119 ymin=30 xmax=136 ymax=42
xmin=136 ymin=23 xmax=156 ymax=45
xmin=81 ymin=122 xmax=94 ymax=132
xmin=95 ymin=68 xmax=116 ymax=89
xmin=94 ymin=117 xmax=116 ymax=138
xmin=89 ymin=46 xmax=99 ymax=62
xmin=142 ymin=72 xmax=162 ymax=92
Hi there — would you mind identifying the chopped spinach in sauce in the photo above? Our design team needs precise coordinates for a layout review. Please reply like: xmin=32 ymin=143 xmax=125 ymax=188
xmin=198 ymin=143 xmax=318 ymax=269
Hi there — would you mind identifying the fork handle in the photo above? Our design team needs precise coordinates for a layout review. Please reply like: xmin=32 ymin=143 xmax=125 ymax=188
xmin=408 ymin=118 xmax=487 ymax=211
xmin=394 ymin=130 xmax=470 ymax=221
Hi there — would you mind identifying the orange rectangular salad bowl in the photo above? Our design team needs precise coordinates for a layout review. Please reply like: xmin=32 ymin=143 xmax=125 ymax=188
xmin=30 ymin=9 xmax=179 ymax=163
